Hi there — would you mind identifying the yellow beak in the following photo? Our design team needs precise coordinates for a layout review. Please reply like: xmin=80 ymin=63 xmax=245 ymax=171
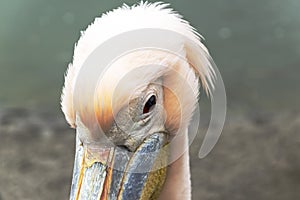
xmin=69 ymin=132 xmax=168 ymax=200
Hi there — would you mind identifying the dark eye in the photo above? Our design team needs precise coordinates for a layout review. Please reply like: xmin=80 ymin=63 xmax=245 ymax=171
xmin=143 ymin=95 xmax=156 ymax=114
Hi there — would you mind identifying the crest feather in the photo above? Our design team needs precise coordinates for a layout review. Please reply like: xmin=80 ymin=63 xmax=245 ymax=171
xmin=61 ymin=2 xmax=215 ymax=128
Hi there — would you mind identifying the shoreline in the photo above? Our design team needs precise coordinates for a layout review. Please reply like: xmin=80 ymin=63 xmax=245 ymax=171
xmin=0 ymin=108 xmax=299 ymax=200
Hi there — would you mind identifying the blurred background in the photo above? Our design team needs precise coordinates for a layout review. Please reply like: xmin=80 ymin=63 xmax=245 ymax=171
xmin=0 ymin=0 xmax=299 ymax=199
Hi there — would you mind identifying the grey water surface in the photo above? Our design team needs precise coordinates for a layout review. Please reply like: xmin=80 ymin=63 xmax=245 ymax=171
xmin=0 ymin=0 xmax=299 ymax=200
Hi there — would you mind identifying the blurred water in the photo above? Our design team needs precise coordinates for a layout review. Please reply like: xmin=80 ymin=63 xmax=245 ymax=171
xmin=0 ymin=0 xmax=299 ymax=112
xmin=0 ymin=1 xmax=300 ymax=200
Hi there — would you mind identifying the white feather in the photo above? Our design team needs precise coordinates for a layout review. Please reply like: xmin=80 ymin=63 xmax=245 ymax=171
xmin=61 ymin=1 xmax=215 ymax=127
xmin=61 ymin=2 xmax=217 ymax=199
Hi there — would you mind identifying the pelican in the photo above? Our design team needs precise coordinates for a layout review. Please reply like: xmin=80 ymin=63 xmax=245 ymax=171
xmin=61 ymin=2 xmax=215 ymax=200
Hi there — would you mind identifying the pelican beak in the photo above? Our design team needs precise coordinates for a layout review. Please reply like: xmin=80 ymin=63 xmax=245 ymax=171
xmin=69 ymin=131 xmax=168 ymax=200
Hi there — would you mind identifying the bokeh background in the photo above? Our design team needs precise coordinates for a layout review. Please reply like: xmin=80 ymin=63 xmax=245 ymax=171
xmin=0 ymin=0 xmax=299 ymax=199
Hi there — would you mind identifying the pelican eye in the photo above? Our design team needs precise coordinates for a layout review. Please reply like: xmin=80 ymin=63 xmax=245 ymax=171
xmin=143 ymin=95 xmax=156 ymax=114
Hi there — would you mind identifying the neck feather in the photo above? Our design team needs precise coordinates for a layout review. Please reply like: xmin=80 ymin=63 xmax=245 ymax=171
xmin=158 ymin=129 xmax=191 ymax=200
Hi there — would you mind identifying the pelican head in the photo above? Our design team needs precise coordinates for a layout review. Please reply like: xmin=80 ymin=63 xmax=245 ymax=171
xmin=61 ymin=2 xmax=215 ymax=200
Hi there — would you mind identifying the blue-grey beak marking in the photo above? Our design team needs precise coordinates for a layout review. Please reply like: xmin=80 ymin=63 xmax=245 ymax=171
xmin=69 ymin=132 xmax=168 ymax=200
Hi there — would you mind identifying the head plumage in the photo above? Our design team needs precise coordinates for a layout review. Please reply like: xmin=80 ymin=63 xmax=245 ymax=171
xmin=61 ymin=2 xmax=215 ymax=131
